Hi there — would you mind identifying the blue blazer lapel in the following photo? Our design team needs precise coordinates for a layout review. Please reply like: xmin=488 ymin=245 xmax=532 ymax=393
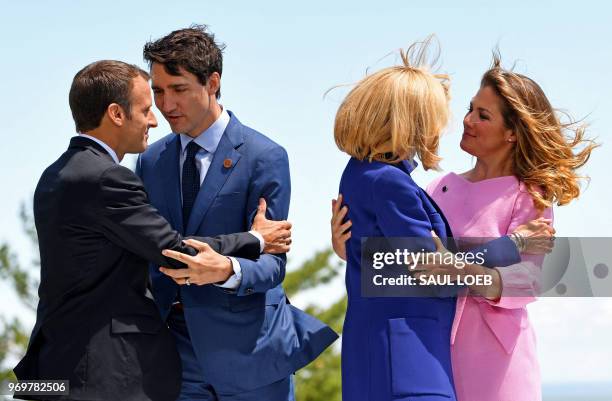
xmin=155 ymin=135 xmax=185 ymax=234
xmin=185 ymin=114 xmax=244 ymax=235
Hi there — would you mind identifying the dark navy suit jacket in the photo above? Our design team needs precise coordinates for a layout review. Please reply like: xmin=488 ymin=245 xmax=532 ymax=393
xmin=137 ymin=112 xmax=337 ymax=394
xmin=14 ymin=137 xmax=261 ymax=401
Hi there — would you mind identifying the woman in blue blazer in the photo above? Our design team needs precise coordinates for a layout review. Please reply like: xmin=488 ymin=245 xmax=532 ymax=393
xmin=334 ymin=43 xmax=458 ymax=401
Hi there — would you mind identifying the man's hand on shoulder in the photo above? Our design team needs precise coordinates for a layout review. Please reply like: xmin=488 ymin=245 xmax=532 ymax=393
xmin=251 ymin=198 xmax=292 ymax=254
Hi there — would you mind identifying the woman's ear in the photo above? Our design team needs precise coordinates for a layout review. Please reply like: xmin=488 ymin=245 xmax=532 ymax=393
xmin=505 ymin=129 xmax=517 ymax=143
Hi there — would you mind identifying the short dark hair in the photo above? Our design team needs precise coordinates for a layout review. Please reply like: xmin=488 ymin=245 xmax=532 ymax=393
xmin=143 ymin=24 xmax=225 ymax=98
xmin=69 ymin=60 xmax=149 ymax=132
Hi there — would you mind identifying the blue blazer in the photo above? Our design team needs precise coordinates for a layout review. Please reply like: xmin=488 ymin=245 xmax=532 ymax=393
xmin=136 ymin=111 xmax=337 ymax=394
xmin=339 ymin=157 xmax=519 ymax=401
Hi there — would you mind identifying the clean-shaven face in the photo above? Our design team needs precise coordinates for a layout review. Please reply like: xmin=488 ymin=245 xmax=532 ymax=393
xmin=150 ymin=63 xmax=215 ymax=138
xmin=460 ymin=85 xmax=514 ymax=159
xmin=120 ymin=75 xmax=158 ymax=155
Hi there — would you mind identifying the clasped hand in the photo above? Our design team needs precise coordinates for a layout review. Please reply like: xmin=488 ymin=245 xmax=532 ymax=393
xmin=159 ymin=198 xmax=292 ymax=286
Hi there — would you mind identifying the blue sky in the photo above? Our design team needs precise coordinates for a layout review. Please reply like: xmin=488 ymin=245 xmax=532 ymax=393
xmin=1 ymin=0 xmax=611 ymax=385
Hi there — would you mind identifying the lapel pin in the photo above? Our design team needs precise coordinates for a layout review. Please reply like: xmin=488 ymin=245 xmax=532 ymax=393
xmin=442 ymin=185 xmax=448 ymax=193
xmin=223 ymin=158 xmax=233 ymax=169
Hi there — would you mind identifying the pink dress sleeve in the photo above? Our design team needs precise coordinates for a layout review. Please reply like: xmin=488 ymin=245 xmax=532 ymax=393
xmin=485 ymin=184 xmax=554 ymax=309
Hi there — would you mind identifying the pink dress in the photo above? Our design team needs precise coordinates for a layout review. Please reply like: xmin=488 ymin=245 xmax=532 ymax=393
xmin=427 ymin=173 xmax=553 ymax=401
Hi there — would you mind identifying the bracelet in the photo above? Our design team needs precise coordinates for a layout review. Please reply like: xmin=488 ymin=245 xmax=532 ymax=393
xmin=509 ymin=232 xmax=526 ymax=252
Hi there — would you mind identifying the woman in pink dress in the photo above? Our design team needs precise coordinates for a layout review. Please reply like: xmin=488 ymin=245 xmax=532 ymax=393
xmin=331 ymin=55 xmax=597 ymax=401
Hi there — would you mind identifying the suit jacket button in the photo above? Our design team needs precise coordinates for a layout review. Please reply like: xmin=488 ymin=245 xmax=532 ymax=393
xmin=442 ymin=185 xmax=448 ymax=193
xmin=246 ymin=288 xmax=254 ymax=294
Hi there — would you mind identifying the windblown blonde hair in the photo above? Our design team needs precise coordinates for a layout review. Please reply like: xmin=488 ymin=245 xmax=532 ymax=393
xmin=333 ymin=36 xmax=450 ymax=169
xmin=481 ymin=54 xmax=599 ymax=209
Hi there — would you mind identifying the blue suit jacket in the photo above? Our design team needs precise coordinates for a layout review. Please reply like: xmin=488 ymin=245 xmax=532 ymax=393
xmin=136 ymin=111 xmax=337 ymax=394
xmin=339 ymin=158 xmax=519 ymax=401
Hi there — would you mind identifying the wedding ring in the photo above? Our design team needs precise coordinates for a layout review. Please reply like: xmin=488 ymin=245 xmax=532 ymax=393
xmin=185 ymin=277 xmax=191 ymax=286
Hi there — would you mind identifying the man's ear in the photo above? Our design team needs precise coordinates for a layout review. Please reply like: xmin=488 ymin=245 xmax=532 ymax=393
xmin=107 ymin=103 xmax=126 ymax=127
xmin=206 ymin=72 xmax=221 ymax=97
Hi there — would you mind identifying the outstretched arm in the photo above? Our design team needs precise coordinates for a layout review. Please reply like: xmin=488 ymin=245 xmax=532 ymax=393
xmin=97 ymin=164 xmax=262 ymax=268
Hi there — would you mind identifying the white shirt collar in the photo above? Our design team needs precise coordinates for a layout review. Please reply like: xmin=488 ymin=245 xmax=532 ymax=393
xmin=179 ymin=108 xmax=230 ymax=154
xmin=79 ymin=133 xmax=120 ymax=164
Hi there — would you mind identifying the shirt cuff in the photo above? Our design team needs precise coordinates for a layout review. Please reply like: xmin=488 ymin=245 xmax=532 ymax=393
xmin=249 ymin=230 xmax=265 ymax=253
xmin=214 ymin=257 xmax=242 ymax=290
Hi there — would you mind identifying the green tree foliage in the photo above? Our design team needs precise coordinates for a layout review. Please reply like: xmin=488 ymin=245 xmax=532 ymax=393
xmin=0 ymin=203 xmax=38 ymax=387
xmin=286 ymin=249 xmax=347 ymax=401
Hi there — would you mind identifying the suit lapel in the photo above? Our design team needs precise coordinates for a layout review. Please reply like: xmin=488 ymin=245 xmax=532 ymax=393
xmin=393 ymin=159 xmax=456 ymax=246
xmin=185 ymin=113 xmax=244 ymax=235
xmin=156 ymin=135 xmax=185 ymax=234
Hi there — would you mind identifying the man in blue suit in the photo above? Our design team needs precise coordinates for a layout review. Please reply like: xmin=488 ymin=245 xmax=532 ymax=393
xmin=136 ymin=25 xmax=337 ymax=401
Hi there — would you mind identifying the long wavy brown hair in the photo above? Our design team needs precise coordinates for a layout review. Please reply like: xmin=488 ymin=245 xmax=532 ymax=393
xmin=481 ymin=55 xmax=599 ymax=210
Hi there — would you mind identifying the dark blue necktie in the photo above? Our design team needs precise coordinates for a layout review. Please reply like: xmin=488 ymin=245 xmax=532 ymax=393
xmin=182 ymin=141 xmax=201 ymax=230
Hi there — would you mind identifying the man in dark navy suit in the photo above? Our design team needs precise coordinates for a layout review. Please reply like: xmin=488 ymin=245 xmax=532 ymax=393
xmin=137 ymin=25 xmax=337 ymax=401
xmin=13 ymin=60 xmax=292 ymax=401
